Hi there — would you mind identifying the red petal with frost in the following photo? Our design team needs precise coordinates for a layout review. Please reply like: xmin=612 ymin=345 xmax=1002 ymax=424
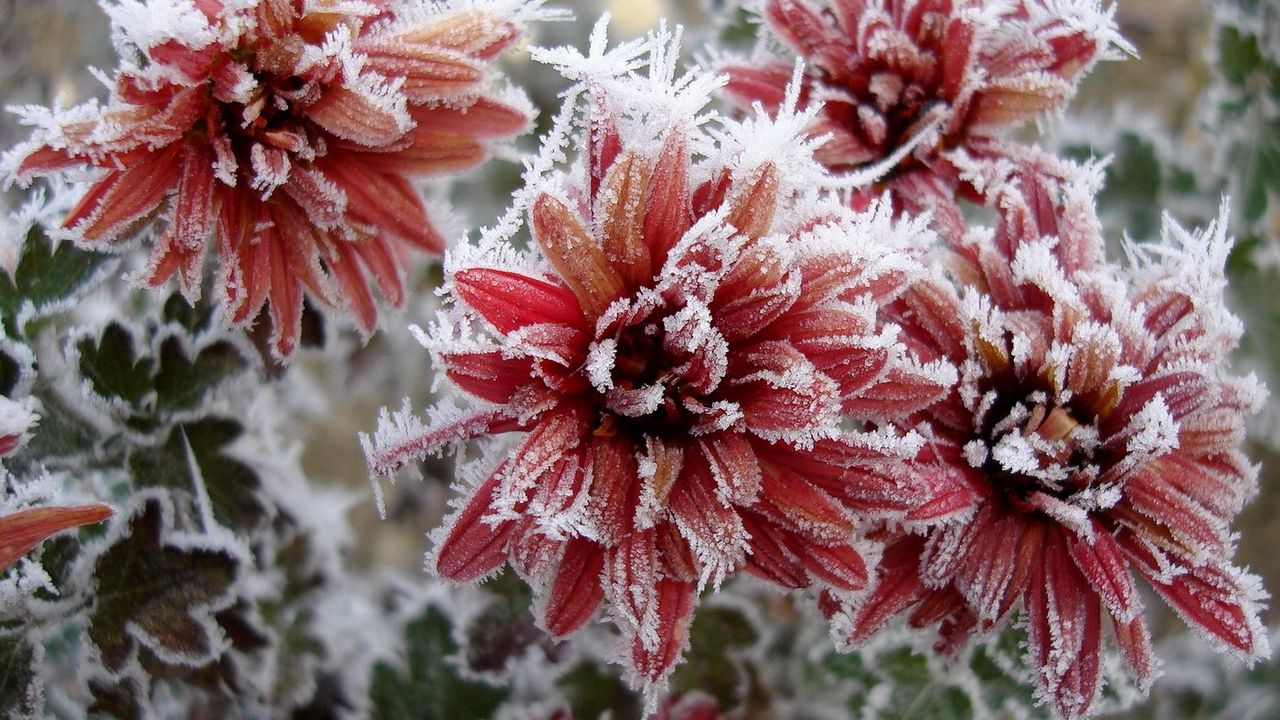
xmin=355 ymin=232 xmax=406 ymax=307
xmin=544 ymin=537 xmax=606 ymax=637
xmin=597 ymin=151 xmax=654 ymax=289
xmin=713 ymin=241 xmax=799 ymax=342
xmin=720 ymin=64 xmax=790 ymax=112
xmin=322 ymin=159 xmax=444 ymax=252
xmin=970 ymin=75 xmax=1071 ymax=130
xmin=265 ymin=240 xmax=304 ymax=358
xmin=351 ymin=129 xmax=486 ymax=176
xmin=510 ymin=518 xmax=560 ymax=582
xmin=307 ymin=85 xmax=406 ymax=148
xmin=847 ymin=537 xmax=929 ymax=644
xmin=1121 ymin=466 xmax=1226 ymax=557
xmin=842 ymin=364 xmax=952 ymax=420
xmin=632 ymin=579 xmax=696 ymax=684
xmin=366 ymin=407 xmax=520 ymax=476
xmin=758 ymin=463 xmax=854 ymax=545
xmin=642 ymin=132 xmax=693 ymax=268
xmin=604 ymin=529 xmax=658 ymax=635
xmin=329 ymin=238 xmax=382 ymax=334
xmin=531 ymin=194 xmax=626 ymax=318
xmin=723 ymin=163 xmax=779 ymax=242
xmin=799 ymin=541 xmax=869 ymax=592
xmin=64 ymin=145 xmax=182 ymax=242
xmin=435 ymin=469 xmax=515 ymax=581
xmin=454 ymin=268 xmax=583 ymax=334
xmin=586 ymin=435 xmax=641 ymax=542
xmin=1112 ymin=610 xmax=1157 ymax=691
xmin=729 ymin=342 xmax=841 ymax=439
xmin=358 ymin=41 xmax=485 ymax=102
xmin=410 ymin=97 xmax=527 ymax=138
xmin=1068 ymin=521 xmax=1139 ymax=622
xmin=445 ymin=351 xmax=535 ymax=404
xmin=1025 ymin=527 xmax=1103 ymax=720
xmin=740 ymin=512 xmax=807 ymax=589
xmin=699 ymin=434 xmax=762 ymax=506
xmin=14 ymin=145 xmax=83 ymax=178
xmin=0 ymin=504 xmax=113 ymax=571
xmin=588 ymin=103 xmax=623 ymax=204
xmin=217 ymin=188 xmax=269 ymax=325
xmin=939 ymin=18 xmax=975 ymax=101
xmin=764 ymin=0 xmax=832 ymax=63
xmin=396 ymin=11 xmax=519 ymax=61
xmin=1142 ymin=559 xmax=1264 ymax=658
xmin=656 ymin=520 xmax=700 ymax=583
xmin=669 ymin=457 xmax=746 ymax=572
xmin=500 ymin=406 xmax=587 ymax=507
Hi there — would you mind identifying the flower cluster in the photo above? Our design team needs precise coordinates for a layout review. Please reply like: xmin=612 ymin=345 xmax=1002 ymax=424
xmin=4 ymin=0 xmax=538 ymax=357
xmin=2 ymin=1 xmax=1269 ymax=719
xmin=712 ymin=3 xmax=1270 ymax=717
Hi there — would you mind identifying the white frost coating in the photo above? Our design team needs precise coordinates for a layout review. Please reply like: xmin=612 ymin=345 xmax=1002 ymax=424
xmin=0 ymin=396 xmax=38 ymax=456
xmin=1117 ymin=395 xmax=1180 ymax=471
xmin=103 ymin=0 xmax=223 ymax=53
xmin=585 ymin=337 xmax=618 ymax=392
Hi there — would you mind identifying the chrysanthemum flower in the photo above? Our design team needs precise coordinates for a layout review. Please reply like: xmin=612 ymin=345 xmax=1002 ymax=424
xmin=825 ymin=168 xmax=1270 ymax=719
xmin=721 ymin=0 xmax=1129 ymax=234
xmin=364 ymin=25 xmax=960 ymax=704
xmin=4 ymin=0 xmax=539 ymax=357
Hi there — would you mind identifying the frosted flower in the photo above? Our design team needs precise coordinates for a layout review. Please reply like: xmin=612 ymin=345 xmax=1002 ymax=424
xmin=721 ymin=0 xmax=1129 ymax=232
xmin=4 ymin=0 xmax=537 ymax=358
xmin=365 ymin=27 xmax=959 ymax=705
xmin=827 ymin=172 xmax=1270 ymax=719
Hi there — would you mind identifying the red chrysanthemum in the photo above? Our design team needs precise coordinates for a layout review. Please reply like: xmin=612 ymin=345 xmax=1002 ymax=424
xmin=364 ymin=27 xmax=963 ymax=704
xmin=825 ymin=167 xmax=1270 ymax=719
xmin=4 ymin=0 xmax=536 ymax=357
xmin=721 ymin=0 xmax=1128 ymax=235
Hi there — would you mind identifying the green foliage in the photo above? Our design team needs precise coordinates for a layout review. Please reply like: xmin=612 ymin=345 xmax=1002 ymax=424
xmin=128 ymin=420 xmax=267 ymax=532
xmin=87 ymin=498 xmax=238 ymax=673
xmin=1212 ymin=19 xmax=1280 ymax=230
xmin=670 ymin=604 xmax=758 ymax=709
xmin=369 ymin=604 xmax=509 ymax=720
xmin=807 ymin=625 xmax=1055 ymax=720
xmin=75 ymin=319 xmax=252 ymax=433
xmin=0 ymin=227 xmax=112 ymax=336
xmin=464 ymin=570 xmax=545 ymax=673
xmin=559 ymin=660 xmax=642 ymax=720
xmin=1059 ymin=127 xmax=1211 ymax=246
xmin=0 ymin=633 xmax=39 ymax=719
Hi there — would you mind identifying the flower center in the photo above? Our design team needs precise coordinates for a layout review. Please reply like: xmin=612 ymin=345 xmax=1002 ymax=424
xmin=611 ymin=320 xmax=666 ymax=391
xmin=970 ymin=381 xmax=1101 ymax=512
xmin=588 ymin=297 xmax=730 ymax=439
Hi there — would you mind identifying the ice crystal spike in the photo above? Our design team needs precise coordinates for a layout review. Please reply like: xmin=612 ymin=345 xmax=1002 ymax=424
xmin=721 ymin=0 xmax=1129 ymax=238
xmin=4 ymin=0 xmax=537 ymax=359
xmin=366 ymin=21 xmax=962 ymax=711
xmin=829 ymin=174 xmax=1270 ymax=719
